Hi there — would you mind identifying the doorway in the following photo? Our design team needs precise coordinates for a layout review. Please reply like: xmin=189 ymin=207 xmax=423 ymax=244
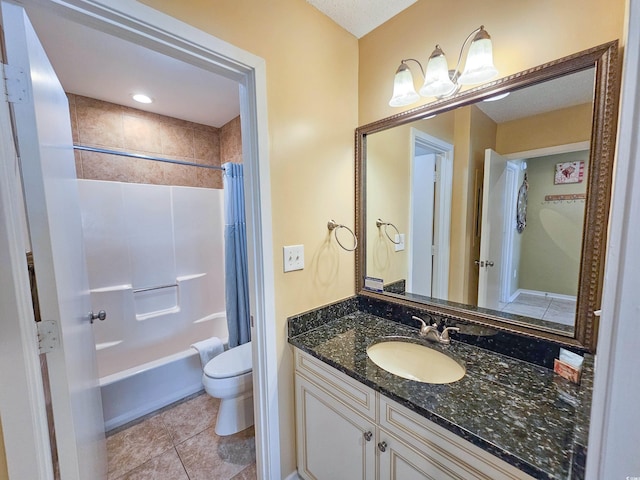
xmin=408 ymin=128 xmax=453 ymax=300
xmin=0 ymin=1 xmax=278 ymax=478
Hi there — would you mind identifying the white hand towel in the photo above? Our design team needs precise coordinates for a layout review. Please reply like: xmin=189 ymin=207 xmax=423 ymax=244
xmin=191 ymin=337 xmax=224 ymax=368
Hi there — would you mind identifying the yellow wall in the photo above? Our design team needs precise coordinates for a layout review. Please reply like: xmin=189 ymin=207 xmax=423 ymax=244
xmin=359 ymin=0 xmax=625 ymax=125
xmin=497 ymin=103 xmax=593 ymax=154
xmin=366 ymin=126 xmax=411 ymax=284
xmin=365 ymin=113 xmax=455 ymax=286
xmin=140 ymin=0 xmax=358 ymax=475
xmin=448 ymin=106 xmax=497 ymax=304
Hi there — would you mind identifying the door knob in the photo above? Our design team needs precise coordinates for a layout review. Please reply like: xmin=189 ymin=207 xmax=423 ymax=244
xmin=486 ymin=261 xmax=495 ymax=267
xmin=377 ymin=441 xmax=387 ymax=452
xmin=88 ymin=310 xmax=107 ymax=324
xmin=363 ymin=431 xmax=372 ymax=442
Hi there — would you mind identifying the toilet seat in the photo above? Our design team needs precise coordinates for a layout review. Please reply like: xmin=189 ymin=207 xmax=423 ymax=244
xmin=204 ymin=341 xmax=252 ymax=379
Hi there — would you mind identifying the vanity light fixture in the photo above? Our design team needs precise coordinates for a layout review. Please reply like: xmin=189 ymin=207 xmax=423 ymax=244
xmin=132 ymin=93 xmax=153 ymax=104
xmin=389 ymin=25 xmax=498 ymax=107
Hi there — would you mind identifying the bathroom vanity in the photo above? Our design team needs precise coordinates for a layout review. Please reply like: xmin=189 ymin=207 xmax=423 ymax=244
xmin=289 ymin=304 xmax=592 ymax=479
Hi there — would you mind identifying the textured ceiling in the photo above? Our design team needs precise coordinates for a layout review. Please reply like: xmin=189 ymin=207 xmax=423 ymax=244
xmin=306 ymin=0 xmax=417 ymax=38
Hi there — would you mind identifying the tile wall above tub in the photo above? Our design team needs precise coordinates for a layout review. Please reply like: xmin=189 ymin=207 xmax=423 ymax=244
xmin=67 ymin=93 xmax=243 ymax=188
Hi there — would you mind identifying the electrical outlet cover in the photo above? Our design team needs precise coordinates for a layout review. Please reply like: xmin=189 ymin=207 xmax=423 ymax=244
xmin=283 ymin=245 xmax=304 ymax=272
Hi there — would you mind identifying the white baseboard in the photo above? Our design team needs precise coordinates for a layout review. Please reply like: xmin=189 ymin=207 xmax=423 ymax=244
xmin=283 ymin=471 xmax=302 ymax=480
xmin=512 ymin=288 xmax=576 ymax=302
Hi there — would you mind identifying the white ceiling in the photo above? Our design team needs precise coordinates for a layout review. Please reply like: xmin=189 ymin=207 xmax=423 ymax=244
xmin=477 ymin=68 xmax=595 ymax=123
xmin=306 ymin=0 xmax=417 ymax=38
xmin=25 ymin=6 xmax=241 ymax=128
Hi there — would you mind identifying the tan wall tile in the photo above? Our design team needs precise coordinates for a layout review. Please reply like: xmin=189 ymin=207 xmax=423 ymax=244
xmin=194 ymin=129 xmax=220 ymax=166
xmin=70 ymin=93 xmax=227 ymax=189
xmin=123 ymin=114 xmax=163 ymax=154
xmin=220 ymin=116 xmax=242 ymax=164
xmin=160 ymin=123 xmax=195 ymax=158
xmin=76 ymin=104 xmax=124 ymax=148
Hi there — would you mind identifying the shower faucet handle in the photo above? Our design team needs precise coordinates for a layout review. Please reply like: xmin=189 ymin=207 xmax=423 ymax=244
xmin=88 ymin=310 xmax=107 ymax=324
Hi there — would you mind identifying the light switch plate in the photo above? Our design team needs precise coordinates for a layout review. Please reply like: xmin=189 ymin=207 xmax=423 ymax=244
xmin=394 ymin=233 xmax=405 ymax=252
xmin=283 ymin=245 xmax=304 ymax=272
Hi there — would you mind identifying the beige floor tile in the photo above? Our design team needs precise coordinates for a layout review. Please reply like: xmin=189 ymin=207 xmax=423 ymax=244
xmin=107 ymin=416 xmax=174 ymax=479
xmin=230 ymin=462 xmax=257 ymax=480
xmin=159 ymin=393 xmax=220 ymax=444
xmin=113 ymin=447 xmax=189 ymax=480
xmin=176 ymin=426 xmax=256 ymax=480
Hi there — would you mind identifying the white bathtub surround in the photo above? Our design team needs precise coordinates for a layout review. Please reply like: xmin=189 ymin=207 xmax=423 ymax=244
xmin=77 ymin=180 xmax=229 ymax=429
xmin=191 ymin=336 xmax=225 ymax=368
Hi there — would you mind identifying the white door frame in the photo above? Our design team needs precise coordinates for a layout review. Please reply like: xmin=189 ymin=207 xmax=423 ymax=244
xmin=2 ymin=0 xmax=279 ymax=478
xmin=0 ymin=69 xmax=55 ymax=480
xmin=409 ymin=128 xmax=453 ymax=299
xmin=586 ymin=1 xmax=640 ymax=477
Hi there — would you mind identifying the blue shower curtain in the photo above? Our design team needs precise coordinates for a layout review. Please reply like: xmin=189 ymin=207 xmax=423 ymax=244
xmin=223 ymin=162 xmax=250 ymax=348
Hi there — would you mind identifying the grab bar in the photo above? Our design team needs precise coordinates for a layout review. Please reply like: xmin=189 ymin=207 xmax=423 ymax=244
xmin=132 ymin=283 xmax=178 ymax=293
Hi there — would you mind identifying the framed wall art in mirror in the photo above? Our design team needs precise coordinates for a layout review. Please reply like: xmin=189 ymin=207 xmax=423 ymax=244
xmin=355 ymin=41 xmax=620 ymax=353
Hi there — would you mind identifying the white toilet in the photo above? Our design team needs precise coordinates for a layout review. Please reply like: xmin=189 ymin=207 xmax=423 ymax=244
xmin=202 ymin=341 xmax=254 ymax=436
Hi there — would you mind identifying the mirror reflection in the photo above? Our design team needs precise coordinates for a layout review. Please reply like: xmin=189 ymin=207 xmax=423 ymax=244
xmin=365 ymin=68 xmax=595 ymax=336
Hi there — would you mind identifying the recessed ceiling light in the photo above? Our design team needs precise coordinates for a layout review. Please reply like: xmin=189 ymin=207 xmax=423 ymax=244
xmin=132 ymin=93 xmax=153 ymax=104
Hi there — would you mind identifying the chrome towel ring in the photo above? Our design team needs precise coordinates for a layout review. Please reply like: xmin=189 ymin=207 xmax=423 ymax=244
xmin=327 ymin=220 xmax=358 ymax=252
xmin=376 ymin=219 xmax=400 ymax=244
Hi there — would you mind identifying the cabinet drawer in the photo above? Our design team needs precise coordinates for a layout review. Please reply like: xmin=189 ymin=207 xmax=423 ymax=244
xmin=295 ymin=349 xmax=376 ymax=420
xmin=379 ymin=396 xmax=535 ymax=480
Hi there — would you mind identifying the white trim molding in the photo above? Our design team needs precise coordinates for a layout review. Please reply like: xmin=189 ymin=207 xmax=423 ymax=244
xmin=587 ymin=1 xmax=640 ymax=478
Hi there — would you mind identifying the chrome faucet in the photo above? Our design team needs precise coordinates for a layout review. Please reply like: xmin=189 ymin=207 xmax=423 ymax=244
xmin=412 ymin=316 xmax=460 ymax=344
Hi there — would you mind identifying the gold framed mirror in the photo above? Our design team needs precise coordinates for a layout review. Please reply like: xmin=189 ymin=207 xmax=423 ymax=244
xmin=355 ymin=41 xmax=619 ymax=353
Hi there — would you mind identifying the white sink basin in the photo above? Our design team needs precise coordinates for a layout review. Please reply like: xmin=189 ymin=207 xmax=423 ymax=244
xmin=367 ymin=340 xmax=465 ymax=384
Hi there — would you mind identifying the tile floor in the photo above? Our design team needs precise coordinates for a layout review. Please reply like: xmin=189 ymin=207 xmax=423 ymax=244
xmin=106 ymin=392 xmax=256 ymax=480
xmin=499 ymin=292 xmax=576 ymax=325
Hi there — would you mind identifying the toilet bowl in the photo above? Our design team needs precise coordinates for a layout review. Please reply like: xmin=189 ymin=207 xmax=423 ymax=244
xmin=202 ymin=341 xmax=254 ymax=436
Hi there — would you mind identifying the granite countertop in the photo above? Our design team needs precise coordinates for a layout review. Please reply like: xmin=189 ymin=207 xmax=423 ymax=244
xmin=289 ymin=310 xmax=591 ymax=480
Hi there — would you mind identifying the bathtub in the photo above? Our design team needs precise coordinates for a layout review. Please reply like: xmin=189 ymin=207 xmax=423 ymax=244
xmin=78 ymin=180 xmax=229 ymax=431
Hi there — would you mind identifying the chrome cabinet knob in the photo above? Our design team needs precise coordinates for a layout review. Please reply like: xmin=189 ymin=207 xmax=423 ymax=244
xmin=88 ymin=310 xmax=107 ymax=324
xmin=377 ymin=441 xmax=387 ymax=452
xmin=363 ymin=431 xmax=372 ymax=442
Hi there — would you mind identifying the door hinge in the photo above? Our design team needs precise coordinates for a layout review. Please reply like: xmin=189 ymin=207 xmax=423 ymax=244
xmin=431 ymin=245 xmax=437 ymax=255
xmin=37 ymin=320 xmax=60 ymax=354
xmin=2 ymin=63 xmax=29 ymax=103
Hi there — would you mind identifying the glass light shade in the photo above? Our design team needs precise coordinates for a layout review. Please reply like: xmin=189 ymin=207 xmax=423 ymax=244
xmin=389 ymin=63 xmax=420 ymax=107
xmin=419 ymin=46 xmax=457 ymax=98
xmin=458 ymin=34 xmax=498 ymax=85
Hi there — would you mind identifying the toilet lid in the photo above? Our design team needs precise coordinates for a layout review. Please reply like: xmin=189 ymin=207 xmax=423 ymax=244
xmin=204 ymin=341 xmax=252 ymax=379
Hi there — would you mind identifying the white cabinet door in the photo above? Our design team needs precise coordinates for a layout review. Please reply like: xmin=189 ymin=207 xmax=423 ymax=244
xmin=1 ymin=2 xmax=106 ymax=478
xmin=296 ymin=374 xmax=376 ymax=480
xmin=378 ymin=430 xmax=463 ymax=480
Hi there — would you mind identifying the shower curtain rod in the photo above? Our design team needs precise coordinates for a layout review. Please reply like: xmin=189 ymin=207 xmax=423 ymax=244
xmin=73 ymin=144 xmax=225 ymax=171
